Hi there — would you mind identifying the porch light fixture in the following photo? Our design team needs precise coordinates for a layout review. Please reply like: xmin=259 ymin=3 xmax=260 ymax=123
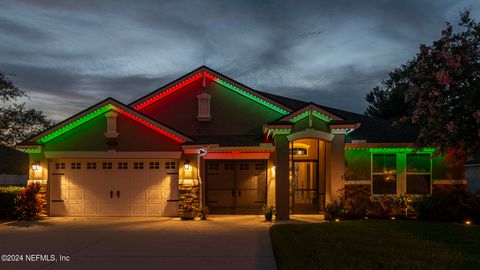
xmin=32 ymin=162 xmax=41 ymax=171
xmin=184 ymin=160 xmax=191 ymax=171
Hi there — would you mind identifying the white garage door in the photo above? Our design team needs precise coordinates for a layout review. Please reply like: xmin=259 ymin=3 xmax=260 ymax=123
xmin=49 ymin=159 xmax=179 ymax=216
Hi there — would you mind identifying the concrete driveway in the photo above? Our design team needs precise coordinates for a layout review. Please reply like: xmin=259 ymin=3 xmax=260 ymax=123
xmin=0 ymin=216 xmax=279 ymax=270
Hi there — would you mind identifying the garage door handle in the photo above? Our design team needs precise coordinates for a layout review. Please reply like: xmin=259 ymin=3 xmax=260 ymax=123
xmin=110 ymin=190 xmax=113 ymax=198
xmin=117 ymin=190 xmax=120 ymax=198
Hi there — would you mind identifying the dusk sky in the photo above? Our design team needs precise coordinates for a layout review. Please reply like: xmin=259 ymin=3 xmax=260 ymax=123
xmin=1 ymin=0 xmax=479 ymax=121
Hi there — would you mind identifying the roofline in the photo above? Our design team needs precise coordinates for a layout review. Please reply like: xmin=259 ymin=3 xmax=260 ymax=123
xmin=129 ymin=66 xmax=292 ymax=114
xmin=21 ymin=97 xmax=193 ymax=145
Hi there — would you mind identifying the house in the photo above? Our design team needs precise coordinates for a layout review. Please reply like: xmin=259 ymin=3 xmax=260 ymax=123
xmin=16 ymin=66 xmax=466 ymax=219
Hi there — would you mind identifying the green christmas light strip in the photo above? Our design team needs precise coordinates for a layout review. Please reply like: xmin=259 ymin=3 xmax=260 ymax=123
xmin=290 ymin=110 xmax=333 ymax=123
xmin=38 ymin=105 xmax=114 ymax=144
xmin=346 ymin=147 xmax=435 ymax=153
xmin=37 ymin=104 xmax=187 ymax=144
xmin=204 ymin=73 xmax=289 ymax=115
xmin=20 ymin=148 xmax=42 ymax=154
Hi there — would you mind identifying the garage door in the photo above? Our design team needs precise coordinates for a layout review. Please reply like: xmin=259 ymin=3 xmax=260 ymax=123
xmin=206 ymin=160 xmax=267 ymax=214
xmin=49 ymin=159 xmax=178 ymax=216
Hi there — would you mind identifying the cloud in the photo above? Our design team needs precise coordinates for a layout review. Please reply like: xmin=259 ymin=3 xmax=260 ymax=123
xmin=0 ymin=0 xmax=479 ymax=121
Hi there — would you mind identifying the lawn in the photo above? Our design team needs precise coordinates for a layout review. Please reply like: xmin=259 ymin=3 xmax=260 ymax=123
xmin=270 ymin=220 xmax=480 ymax=270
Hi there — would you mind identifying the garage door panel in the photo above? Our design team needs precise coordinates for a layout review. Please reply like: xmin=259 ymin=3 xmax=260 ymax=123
xmin=68 ymin=203 xmax=83 ymax=215
xmin=84 ymin=203 xmax=99 ymax=215
xmin=69 ymin=189 xmax=84 ymax=201
xmin=206 ymin=160 xmax=267 ymax=214
xmin=50 ymin=159 xmax=178 ymax=216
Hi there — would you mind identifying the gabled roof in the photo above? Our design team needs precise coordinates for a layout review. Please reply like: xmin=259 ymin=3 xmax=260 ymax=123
xmin=19 ymin=98 xmax=193 ymax=145
xmin=255 ymin=90 xmax=419 ymax=143
xmin=277 ymin=103 xmax=345 ymax=123
xmin=130 ymin=66 xmax=292 ymax=115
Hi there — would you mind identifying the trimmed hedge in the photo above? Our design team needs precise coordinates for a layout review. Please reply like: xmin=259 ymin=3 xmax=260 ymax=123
xmin=0 ymin=186 xmax=24 ymax=219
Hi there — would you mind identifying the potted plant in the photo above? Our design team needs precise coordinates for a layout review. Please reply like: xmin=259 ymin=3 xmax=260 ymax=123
xmin=180 ymin=203 xmax=195 ymax=220
xmin=199 ymin=206 xmax=209 ymax=220
xmin=263 ymin=205 xmax=275 ymax=222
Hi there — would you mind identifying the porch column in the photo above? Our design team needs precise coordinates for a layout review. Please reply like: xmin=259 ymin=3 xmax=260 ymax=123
xmin=330 ymin=134 xmax=345 ymax=201
xmin=274 ymin=134 xmax=290 ymax=220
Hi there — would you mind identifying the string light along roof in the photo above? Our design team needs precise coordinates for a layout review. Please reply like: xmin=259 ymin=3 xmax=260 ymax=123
xmin=37 ymin=103 xmax=190 ymax=144
xmin=133 ymin=70 xmax=290 ymax=115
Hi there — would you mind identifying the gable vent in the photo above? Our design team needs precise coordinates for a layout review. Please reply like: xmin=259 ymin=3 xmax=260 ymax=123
xmin=196 ymin=92 xmax=212 ymax=121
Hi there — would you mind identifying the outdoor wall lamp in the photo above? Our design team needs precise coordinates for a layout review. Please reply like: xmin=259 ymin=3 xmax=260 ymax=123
xmin=32 ymin=162 xmax=41 ymax=171
xmin=184 ymin=160 xmax=191 ymax=171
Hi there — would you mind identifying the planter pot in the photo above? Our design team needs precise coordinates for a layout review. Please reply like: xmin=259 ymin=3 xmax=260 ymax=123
xmin=264 ymin=213 xmax=273 ymax=221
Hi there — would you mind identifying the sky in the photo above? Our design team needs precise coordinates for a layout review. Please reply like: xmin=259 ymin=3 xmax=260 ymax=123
xmin=1 ymin=0 xmax=479 ymax=121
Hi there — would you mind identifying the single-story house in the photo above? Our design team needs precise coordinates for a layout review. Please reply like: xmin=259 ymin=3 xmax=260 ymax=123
xmin=17 ymin=66 xmax=466 ymax=219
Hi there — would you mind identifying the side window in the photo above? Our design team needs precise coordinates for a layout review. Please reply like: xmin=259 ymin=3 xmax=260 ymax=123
xmin=372 ymin=154 xmax=397 ymax=194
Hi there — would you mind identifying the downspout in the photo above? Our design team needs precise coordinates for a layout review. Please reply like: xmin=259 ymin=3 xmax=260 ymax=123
xmin=197 ymin=154 xmax=203 ymax=207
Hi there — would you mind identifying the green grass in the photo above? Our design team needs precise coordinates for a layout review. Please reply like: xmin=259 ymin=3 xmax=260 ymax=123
xmin=270 ymin=220 xmax=480 ymax=270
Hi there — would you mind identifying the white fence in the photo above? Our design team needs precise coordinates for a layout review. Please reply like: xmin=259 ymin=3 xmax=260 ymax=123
xmin=0 ymin=174 xmax=28 ymax=186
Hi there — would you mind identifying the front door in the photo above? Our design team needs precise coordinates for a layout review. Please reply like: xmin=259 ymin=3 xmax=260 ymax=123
xmin=206 ymin=160 xmax=267 ymax=214
xmin=291 ymin=161 xmax=319 ymax=213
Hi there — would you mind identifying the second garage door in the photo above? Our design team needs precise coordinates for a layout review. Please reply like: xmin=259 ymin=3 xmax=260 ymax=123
xmin=206 ymin=160 xmax=267 ymax=214
xmin=49 ymin=159 xmax=178 ymax=216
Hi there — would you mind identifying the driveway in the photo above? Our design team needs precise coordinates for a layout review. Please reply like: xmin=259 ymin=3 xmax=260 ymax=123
xmin=0 ymin=216 xmax=278 ymax=270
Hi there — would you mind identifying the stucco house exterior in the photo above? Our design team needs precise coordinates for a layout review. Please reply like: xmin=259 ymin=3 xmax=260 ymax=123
xmin=16 ymin=66 xmax=466 ymax=219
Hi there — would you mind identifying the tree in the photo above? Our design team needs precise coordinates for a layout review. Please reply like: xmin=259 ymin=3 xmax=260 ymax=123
xmin=365 ymin=60 xmax=416 ymax=122
xmin=0 ymin=72 xmax=52 ymax=147
xmin=365 ymin=10 xmax=480 ymax=163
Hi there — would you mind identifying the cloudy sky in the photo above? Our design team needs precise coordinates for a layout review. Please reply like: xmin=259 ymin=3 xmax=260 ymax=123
xmin=1 ymin=0 xmax=479 ymax=121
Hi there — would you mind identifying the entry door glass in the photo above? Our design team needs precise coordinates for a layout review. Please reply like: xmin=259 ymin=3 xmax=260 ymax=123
xmin=292 ymin=162 xmax=318 ymax=213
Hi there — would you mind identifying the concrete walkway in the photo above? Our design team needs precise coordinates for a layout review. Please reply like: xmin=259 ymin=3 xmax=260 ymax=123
xmin=0 ymin=215 xmax=324 ymax=270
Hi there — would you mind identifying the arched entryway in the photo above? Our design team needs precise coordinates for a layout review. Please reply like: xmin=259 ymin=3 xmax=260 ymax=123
xmin=288 ymin=138 xmax=328 ymax=213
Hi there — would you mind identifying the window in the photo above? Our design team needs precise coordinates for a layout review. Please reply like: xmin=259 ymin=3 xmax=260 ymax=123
xmin=208 ymin=163 xmax=219 ymax=170
xmin=165 ymin=162 xmax=176 ymax=169
xmin=224 ymin=163 xmax=234 ymax=170
xmin=406 ymin=154 xmax=431 ymax=194
xmin=118 ymin=162 xmax=128 ymax=169
xmin=239 ymin=163 xmax=249 ymax=170
xmin=372 ymin=154 xmax=396 ymax=194
xmin=290 ymin=147 xmax=308 ymax=156
xmin=102 ymin=162 xmax=112 ymax=169
xmin=149 ymin=162 xmax=160 ymax=169
xmin=255 ymin=163 xmax=265 ymax=170
xmin=55 ymin=163 xmax=65 ymax=170
xmin=71 ymin=162 xmax=81 ymax=169
xmin=86 ymin=162 xmax=97 ymax=169
xmin=134 ymin=162 xmax=144 ymax=169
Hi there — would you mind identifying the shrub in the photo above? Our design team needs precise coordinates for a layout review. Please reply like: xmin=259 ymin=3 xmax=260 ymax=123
xmin=15 ymin=182 xmax=45 ymax=220
xmin=325 ymin=187 xmax=372 ymax=220
xmin=413 ymin=189 xmax=480 ymax=224
xmin=0 ymin=186 xmax=24 ymax=219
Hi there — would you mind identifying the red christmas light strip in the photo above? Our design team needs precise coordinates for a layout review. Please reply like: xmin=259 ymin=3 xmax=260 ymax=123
xmin=134 ymin=72 xmax=203 ymax=110
xmin=114 ymin=107 xmax=186 ymax=143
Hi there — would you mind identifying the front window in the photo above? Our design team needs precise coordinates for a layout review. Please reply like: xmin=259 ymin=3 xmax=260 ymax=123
xmin=372 ymin=154 xmax=397 ymax=194
xmin=406 ymin=154 xmax=431 ymax=194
